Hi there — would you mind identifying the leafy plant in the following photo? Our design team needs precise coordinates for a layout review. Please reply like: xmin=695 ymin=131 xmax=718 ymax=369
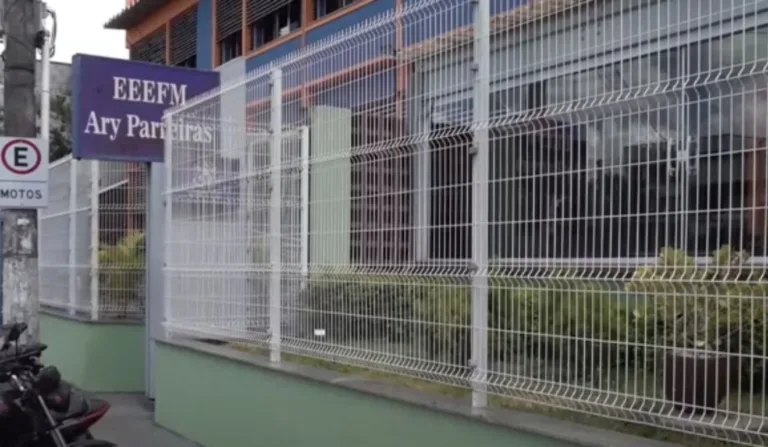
xmin=98 ymin=232 xmax=146 ymax=317
xmin=49 ymin=90 xmax=72 ymax=162
xmin=298 ymin=275 xmax=416 ymax=343
xmin=627 ymin=245 xmax=767 ymax=390
xmin=416 ymin=281 xmax=472 ymax=371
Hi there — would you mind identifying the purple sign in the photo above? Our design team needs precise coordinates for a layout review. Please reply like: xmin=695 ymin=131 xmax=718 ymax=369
xmin=72 ymin=54 xmax=220 ymax=163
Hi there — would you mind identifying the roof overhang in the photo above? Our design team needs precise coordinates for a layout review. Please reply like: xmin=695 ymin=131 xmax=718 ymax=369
xmin=104 ymin=0 xmax=173 ymax=30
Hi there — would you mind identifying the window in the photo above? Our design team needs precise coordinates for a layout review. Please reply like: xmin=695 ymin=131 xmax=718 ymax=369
xmin=220 ymin=31 xmax=242 ymax=64
xmin=316 ymin=0 xmax=357 ymax=19
xmin=175 ymin=55 xmax=197 ymax=68
xmin=129 ymin=29 xmax=166 ymax=65
xmin=249 ymin=0 xmax=301 ymax=50
xmin=217 ymin=0 xmax=242 ymax=64
xmin=170 ymin=6 xmax=197 ymax=67
xmin=426 ymin=29 xmax=768 ymax=261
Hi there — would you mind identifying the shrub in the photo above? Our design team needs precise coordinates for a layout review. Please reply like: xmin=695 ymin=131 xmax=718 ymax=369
xmin=416 ymin=281 xmax=472 ymax=373
xmin=491 ymin=281 xmax=653 ymax=379
xmin=98 ymin=232 xmax=145 ymax=318
xmin=298 ymin=250 xmax=766 ymax=391
xmin=298 ymin=275 xmax=417 ymax=343
xmin=626 ymin=245 xmax=767 ymax=392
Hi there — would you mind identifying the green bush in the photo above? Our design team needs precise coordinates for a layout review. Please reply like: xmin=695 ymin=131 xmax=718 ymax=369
xmin=491 ymin=281 xmax=653 ymax=377
xmin=298 ymin=275 xmax=417 ymax=343
xmin=298 ymin=251 xmax=766 ymax=391
xmin=98 ymin=232 xmax=146 ymax=318
xmin=416 ymin=281 xmax=472 ymax=371
xmin=626 ymin=245 xmax=767 ymax=392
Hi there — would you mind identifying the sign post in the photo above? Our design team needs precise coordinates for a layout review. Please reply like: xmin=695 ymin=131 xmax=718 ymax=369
xmin=0 ymin=138 xmax=49 ymax=208
xmin=70 ymin=54 xmax=221 ymax=399
xmin=71 ymin=54 xmax=220 ymax=162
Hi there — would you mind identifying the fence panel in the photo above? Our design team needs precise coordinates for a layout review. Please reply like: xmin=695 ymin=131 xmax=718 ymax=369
xmin=164 ymin=0 xmax=768 ymax=445
xmin=40 ymin=157 xmax=147 ymax=321
xmin=97 ymin=162 xmax=148 ymax=320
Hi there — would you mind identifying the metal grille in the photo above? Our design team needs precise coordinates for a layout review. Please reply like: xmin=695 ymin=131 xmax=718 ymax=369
xmin=350 ymin=104 xmax=412 ymax=264
xmin=130 ymin=27 xmax=166 ymax=64
xmin=164 ymin=0 xmax=768 ymax=445
xmin=40 ymin=157 xmax=147 ymax=321
xmin=98 ymin=162 xmax=148 ymax=320
xmin=246 ymin=0 xmax=294 ymax=24
xmin=170 ymin=5 xmax=197 ymax=65
xmin=217 ymin=0 xmax=242 ymax=40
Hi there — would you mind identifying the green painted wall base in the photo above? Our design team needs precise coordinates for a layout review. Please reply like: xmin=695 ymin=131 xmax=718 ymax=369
xmin=39 ymin=313 xmax=145 ymax=393
xmin=155 ymin=343 xmax=572 ymax=447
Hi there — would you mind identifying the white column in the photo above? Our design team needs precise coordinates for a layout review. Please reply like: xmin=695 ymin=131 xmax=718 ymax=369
xmin=470 ymin=0 xmax=490 ymax=412
xmin=300 ymin=125 xmax=310 ymax=284
xmin=163 ymin=114 xmax=174 ymax=338
xmin=67 ymin=158 xmax=77 ymax=316
xmin=269 ymin=68 xmax=283 ymax=364
xmin=89 ymin=161 xmax=100 ymax=321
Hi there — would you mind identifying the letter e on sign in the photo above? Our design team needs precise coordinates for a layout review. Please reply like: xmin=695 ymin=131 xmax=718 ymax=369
xmin=0 ymin=137 xmax=49 ymax=209
xmin=0 ymin=138 xmax=48 ymax=182
xmin=2 ymin=139 xmax=41 ymax=174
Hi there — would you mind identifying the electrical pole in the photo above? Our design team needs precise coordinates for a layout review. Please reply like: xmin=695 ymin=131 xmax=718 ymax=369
xmin=2 ymin=0 xmax=43 ymax=342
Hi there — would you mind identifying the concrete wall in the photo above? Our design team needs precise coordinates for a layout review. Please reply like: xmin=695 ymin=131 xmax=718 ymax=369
xmin=154 ymin=342 xmax=574 ymax=447
xmin=309 ymin=105 xmax=351 ymax=265
xmin=39 ymin=313 xmax=145 ymax=392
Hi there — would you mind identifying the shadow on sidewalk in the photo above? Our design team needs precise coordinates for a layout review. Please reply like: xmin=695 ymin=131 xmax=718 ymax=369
xmin=90 ymin=394 xmax=200 ymax=447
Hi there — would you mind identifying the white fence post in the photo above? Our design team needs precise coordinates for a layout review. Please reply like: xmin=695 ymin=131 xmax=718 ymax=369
xmin=269 ymin=68 xmax=283 ymax=364
xmin=67 ymin=158 xmax=77 ymax=317
xmin=163 ymin=114 xmax=173 ymax=338
xmin=90 ymin=161 xmax=100 ymax=321
xmin=470 ymin=0 xmax=490 ymax=413
xmin=300 ymin=125 xmax=309 ymax=287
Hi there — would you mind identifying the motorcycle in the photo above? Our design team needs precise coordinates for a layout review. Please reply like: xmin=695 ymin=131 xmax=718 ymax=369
xmin=0 ymin=322 xmax=116 ymax=446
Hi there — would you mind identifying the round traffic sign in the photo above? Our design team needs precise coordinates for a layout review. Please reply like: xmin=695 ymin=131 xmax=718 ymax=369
xmin=1 ymin=139 xmax=42 ymax=175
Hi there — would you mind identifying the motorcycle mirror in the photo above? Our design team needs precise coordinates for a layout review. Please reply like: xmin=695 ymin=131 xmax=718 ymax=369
xmin=37 ymin=366 xmax=62 ymax=395
xmin=6 ymin=323 xmax=26 ymax=342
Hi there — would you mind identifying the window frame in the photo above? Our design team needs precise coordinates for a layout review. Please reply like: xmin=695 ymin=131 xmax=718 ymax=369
xmin=315 ymin=0 xmax=358 ymax=20
xmin=416 ymin=28 xmax=768 ymax=266
xmin=219 ymin=31 xmax=243 ymax=64
xmin=249 ymin=0 xmax=302 ymax=51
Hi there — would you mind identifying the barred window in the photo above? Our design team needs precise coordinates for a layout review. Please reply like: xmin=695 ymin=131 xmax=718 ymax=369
xmin=129 ymin=28 xmax=166 ymax=65
xmin=170 ymin=6 xmax=197 ymax=67
xmin=248 ymin=0 xmax=301 ymax=50
xmin=217 ymin=0 xmax=242 ymax=64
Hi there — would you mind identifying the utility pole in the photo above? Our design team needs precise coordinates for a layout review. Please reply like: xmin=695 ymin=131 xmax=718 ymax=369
xmin=2 ymin=0 xmax=43 ymax=342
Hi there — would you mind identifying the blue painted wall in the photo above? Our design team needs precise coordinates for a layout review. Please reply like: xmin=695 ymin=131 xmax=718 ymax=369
xmin=314 ymin=70 xmax=395 ymax=109
xmin=245 ymin=37 xmax=302 ymax=72
xmin=403 ymin=0 xmax=472 ymax=46
xmin=306 ymin=0 xmax=395 ymax=44
xmin=491 ymin=0 xmax=528 ymax=15
xmin=402 ymin=0 xmax=524 ymax=46
xmin=197 ymin=0 xmax=213 ymax=69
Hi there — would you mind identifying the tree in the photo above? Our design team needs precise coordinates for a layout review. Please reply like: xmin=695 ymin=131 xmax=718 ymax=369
xmin=49 ymin=90 xmax=72 ymax=162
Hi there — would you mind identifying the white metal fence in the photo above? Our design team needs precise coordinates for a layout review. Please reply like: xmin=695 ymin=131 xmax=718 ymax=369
xmin=40 ymin=156 xmax=147 ymax=320
xmin=164 ymin=0 xmax=768 ymax=444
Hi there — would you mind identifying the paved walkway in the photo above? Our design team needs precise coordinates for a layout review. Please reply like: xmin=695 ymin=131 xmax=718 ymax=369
xmin=91 ymin=394 xmax=199 ymax=447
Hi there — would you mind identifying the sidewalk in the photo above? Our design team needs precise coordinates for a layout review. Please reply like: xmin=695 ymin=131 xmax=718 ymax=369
xmin=91 ymin=394 xmax=199 ymax=447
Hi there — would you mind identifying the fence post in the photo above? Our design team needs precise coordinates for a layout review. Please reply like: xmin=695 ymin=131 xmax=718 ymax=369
xmin=300 ymin=125 xmax=309 ymax=287
xmin=470 ymin=0 xmax=490 ymax=413
xmin=68 ymin=158 xmax=77 ymax=317
xmin=269 ymin=68 xmax=283 ymax=364
xmin=163 ymin=114 xmax=174 ymax=339
xmin=90 ymin=161 xmax=100 ymax=321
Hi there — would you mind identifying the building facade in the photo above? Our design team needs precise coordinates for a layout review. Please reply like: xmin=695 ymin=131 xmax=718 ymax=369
xmin=106 ymin=0 xmax=768 ymax=265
